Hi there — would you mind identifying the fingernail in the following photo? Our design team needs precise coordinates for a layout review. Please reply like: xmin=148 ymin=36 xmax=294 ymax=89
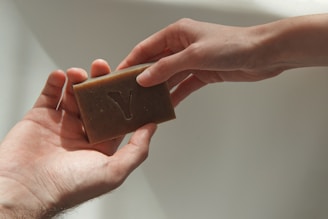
xmin=136 ymin=69 xmax=150 ymax=86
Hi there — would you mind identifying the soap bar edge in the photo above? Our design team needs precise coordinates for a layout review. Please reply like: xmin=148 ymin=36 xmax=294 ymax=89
xmin=72 ymin=63 xmax=176 ymax=144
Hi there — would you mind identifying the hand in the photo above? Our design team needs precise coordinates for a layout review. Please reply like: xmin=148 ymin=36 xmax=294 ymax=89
xmin=118 ymin=18 xmax=282 ymax=106
xmin=0 ymin=59 xmax=157 ymax=218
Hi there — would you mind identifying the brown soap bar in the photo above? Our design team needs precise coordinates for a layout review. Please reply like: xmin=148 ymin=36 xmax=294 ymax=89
xmin=73 ymin=63 xmax=176 ymax=144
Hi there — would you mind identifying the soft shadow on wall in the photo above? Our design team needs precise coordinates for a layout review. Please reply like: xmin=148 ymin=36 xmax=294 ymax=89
xmin=12 ymin=1 xmax=279 ymax=70
xmin=9 ymin=1 xmax=328 ymax=219
xmin=0 ymin=0 xmax=56 ymax=139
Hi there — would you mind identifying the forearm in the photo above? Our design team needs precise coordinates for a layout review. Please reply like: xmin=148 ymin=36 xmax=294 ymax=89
xmin=252 ymin=13 xmax=328 ymax=71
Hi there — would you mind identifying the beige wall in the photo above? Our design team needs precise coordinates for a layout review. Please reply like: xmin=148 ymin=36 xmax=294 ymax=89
xmin=2 ymin=1 xmax=328 ymax=218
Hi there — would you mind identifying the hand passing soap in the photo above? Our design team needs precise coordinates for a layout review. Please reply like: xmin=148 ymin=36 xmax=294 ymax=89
xmin=73 ymin=63 xmax=176 ymax=144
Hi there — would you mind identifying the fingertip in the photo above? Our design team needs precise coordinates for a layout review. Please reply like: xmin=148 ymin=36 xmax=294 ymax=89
xmin=33 ymin=69 xmax=67 ymax=109
xmin=91 ymin=59 xmax=111 ymax=77
xmin=92 ymin=58 xmax=109 ymax=66
xmin=51 ymin=69 xmax=66 ymax=75
xmin=142 ymin=123 xmax=158 ymax=138
xmin=66 ymin=67 xmax=88 ymax=84
xmin=130 ymin=123 xmax=157 ymax=146
xmin=48 ymin=69 xmax=67 ymax=87
xmin=136 ymin=69 xmax=153 ymax=87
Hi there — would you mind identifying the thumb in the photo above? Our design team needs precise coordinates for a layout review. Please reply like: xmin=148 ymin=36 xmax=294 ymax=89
xmin=110 ymin=123 xmax=157 ymax=178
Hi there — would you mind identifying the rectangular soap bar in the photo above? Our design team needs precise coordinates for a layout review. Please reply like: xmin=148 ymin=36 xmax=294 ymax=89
xmin=73 ymin=63 xmax=176 ymax=144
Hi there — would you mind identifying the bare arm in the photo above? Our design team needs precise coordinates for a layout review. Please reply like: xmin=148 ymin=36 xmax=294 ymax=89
xmin=254 ymin=13 xmax=328 ymax=70
xmin=118 ymin=14 xmax=328 ymax=106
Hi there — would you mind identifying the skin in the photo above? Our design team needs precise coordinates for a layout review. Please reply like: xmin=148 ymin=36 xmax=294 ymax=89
xmin=1 ymin=13 xmax=328 ymax=218
xmin=118 ymin=14 xmax=328 ymax=106
xmin=0 ymin=59 xmax=157 ymax=218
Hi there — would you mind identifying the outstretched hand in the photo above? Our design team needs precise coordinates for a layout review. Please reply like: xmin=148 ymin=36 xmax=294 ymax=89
xmin=118 ymin=18 xmax=284 ymax=106
xmin=0 ymin=59 xmax=157 ymax=218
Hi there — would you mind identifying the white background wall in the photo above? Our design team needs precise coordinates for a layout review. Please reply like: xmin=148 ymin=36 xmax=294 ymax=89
xmin=0 ymin=0 xmax=55 ymax=138
xmin=1 ymin=0 xmax=328 ymax=218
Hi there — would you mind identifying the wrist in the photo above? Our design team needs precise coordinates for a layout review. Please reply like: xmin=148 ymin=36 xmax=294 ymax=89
xmin=250 ymin=14 xmax=328 ymax=72
xmin=245 ymin=21 xmax=293 ymax=73
xmin=0 ymin=167 xmax=64 ymax=219
xmin=0 ymin=127 xmax=66 ymax=218
xmin=0 ymin=206 xmax=62 ymax=219
xmin=0 ymin=176 xmax=49 ymax=218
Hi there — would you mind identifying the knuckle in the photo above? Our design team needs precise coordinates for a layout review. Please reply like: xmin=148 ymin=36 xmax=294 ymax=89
xmin=169 ymin=18 xmax=195 ymax=35
xmin=176 ymin=18 xmax=195 ymax=27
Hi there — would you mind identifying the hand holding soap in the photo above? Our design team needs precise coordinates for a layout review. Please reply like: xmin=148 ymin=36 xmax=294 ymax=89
xmin=73 ymin=63 xmax=176 ymax=144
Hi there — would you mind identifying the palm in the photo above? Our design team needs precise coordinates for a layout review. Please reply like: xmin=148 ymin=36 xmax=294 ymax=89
xmin=2 ymin=63 xmax=122 ymax=207
xmin=0 ymin=60 xmax=156 ymax=212
xmin=22 ymin=107 xmax=122 ymax=205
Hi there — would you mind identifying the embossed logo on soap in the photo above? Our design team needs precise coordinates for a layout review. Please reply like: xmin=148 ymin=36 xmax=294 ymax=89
xmin=108 ymin=90 xmax=133 ymax=120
